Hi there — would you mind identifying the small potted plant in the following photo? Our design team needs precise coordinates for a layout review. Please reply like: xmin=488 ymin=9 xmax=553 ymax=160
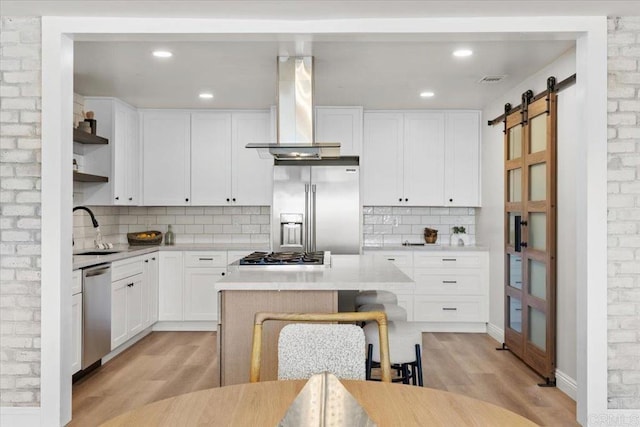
xmin=450 ymin=226 xmax=468 ymax=246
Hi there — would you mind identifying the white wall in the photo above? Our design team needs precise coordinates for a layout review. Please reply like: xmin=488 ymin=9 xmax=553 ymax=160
xmin=478 ymin=48 xmax=578 ymax=390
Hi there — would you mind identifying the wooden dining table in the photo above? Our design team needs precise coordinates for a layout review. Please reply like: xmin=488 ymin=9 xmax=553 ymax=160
xmin=101 ymin=379 xmax=538 ymax=426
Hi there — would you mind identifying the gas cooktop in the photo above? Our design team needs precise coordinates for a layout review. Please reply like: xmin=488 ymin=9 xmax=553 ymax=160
xmin=239 ymin=251 xmax=326 ymax=266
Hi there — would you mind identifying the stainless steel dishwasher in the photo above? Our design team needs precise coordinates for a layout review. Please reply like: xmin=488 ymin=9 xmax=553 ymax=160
xmin=82 ymin=263 xmax=112 ymax=369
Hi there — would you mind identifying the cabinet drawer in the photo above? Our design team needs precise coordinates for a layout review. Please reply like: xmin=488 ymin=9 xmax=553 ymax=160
xmin=413 ymin=296 xmax=486 ymax=322
xmin=368 ymin=251 xmax=413 ymax=268
xmin=112 ymin=256 xmax=144 ymax=281
xmin=72 ymin=269 xmax=82 ymax=295
xmin=184 ymin=251 xmax=227 ymax=268
xmin=413 ymin=269 xmax=484 ymax=295
xmin=413 ymin=252 xmax=481 ymax=269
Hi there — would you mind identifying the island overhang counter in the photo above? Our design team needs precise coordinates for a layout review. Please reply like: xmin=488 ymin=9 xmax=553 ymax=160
xmin=215 ymin=254 xmax=414 ymax=385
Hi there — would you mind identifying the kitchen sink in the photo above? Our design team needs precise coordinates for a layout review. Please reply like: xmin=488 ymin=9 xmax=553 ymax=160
xmin=75 ymin=250 xmax=121 ymax=256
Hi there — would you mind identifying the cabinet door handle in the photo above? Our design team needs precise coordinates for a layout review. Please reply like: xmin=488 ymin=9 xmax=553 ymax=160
xmin=398 ymin=198 xmax=402 ymax=202
xmin=442 ymin=280 xmax=457 ymax=284
xmin=221 ymin=272 xmax=226 ymax=276
xmin=442 ymin=307 xmax=457 ymax=311
xmin=128 ymin=197 xmax=132 ymax=201
xmin=199 ymin=257 xmax=213 ymax=261
xmin=387 ymin=258 xmax=395 ymax=261
xmin=185 ymin=198 xmax=189 ymax=202
xmin=152 ymin=257 xmax=156 ymax=261
xmin=405 ymin=198 xmax=408 ymax=202
xmin=232 ymin=198 xmax=236 ymax=202
xmin=449 ymin=198 xmax=453 ymax=202
xmin=442 ymin=258 xmax=457 ymax=262
xmin=115 ymin=196 xmax=119 ymax=200
xmin=145 ymin=260 xmax=149 ymax=263
xmin=226 ymin=198 xmax=230 ymax=202
xmin=127 ymin=283 xmax=134 ymax=287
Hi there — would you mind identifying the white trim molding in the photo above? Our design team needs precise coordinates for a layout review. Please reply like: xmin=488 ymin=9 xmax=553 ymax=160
xmin=0 ymin=407 xmax=41 ymax=427
xmin=556 ymin=369 xmax=577 ymax=402
xmin=486 ymin=323 xmax=504 ymax=344
xmin=40 ymin=15 xmax=608 ymax=426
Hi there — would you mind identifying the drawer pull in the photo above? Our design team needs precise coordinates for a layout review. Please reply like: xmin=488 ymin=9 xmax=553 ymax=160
xmin=442 ymin=280 xmax=457 ymax=284
xmin=442 ymin=307 xmax=457 ymax=311
xmin=387 ymin=258 xmax=396 ymax=261
xmin=199 ymin=258 xmax=214 ymax=261
xmin=442 ymin=258 xmax=457 ymax=262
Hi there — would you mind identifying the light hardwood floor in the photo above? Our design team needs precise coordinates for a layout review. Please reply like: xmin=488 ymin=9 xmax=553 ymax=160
xmin=71 ymin=331 xmax=577 ymax=426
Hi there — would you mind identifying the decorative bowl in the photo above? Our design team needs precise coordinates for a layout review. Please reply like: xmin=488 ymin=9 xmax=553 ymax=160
xmin=127 ymin=230 xmax=163 ymax=246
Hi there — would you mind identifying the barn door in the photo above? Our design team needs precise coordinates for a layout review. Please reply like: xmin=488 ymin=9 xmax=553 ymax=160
xmin=504 ymin=89 xmax=557 ymax=384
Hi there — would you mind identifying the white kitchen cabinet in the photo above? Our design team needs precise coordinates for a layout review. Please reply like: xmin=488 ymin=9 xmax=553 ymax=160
xmin=444 ymin=111 xmax=481 ymax=207
xmin=191 ymin=112 xmax=232 ymax=205
xmin=111 ymin=256 xmax=149 ymax=350
xmin=315 ymin=107 xmax=363 ymax=157
xmin=363 ymin=112 xmax=445 ymax=206
xmin=183 ymin=251 xmax=227 ymax=321
xmin=142 ymin=253 xmax=159 ymax=327
xmin=111 ymin=277 xmax=128 ymax=349
xmin=231 ymin=111 xmax=273 ymax=205
xmin=158 ymin=251 xmax=184 ymax=321
xmin=182 ymin=110 xmax=272 ymax=206
xmin=142 ymin=111 xmax=191 ymax=205
xmin=71 ymin=269 xmax=82 ymax=374
xmin=83 ymin=97 xmax=140 ymax=205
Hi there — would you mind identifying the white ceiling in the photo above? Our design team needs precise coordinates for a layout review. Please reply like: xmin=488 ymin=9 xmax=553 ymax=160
xmin=74 ymin=37 xmax=575 ymax=110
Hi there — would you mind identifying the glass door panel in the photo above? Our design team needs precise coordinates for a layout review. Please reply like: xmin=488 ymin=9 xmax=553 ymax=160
xmin=529 ymin=259 xmax=546 ymax=300
xmin=509 ymin=296 xmax=522 ymax=333
xmin=529 ymin=212 xmax=546 ymax=251
xmin=508 ymin=168 xmax=522 ymax=202
xmin=529 ymin=115 xmax=547 ymax=154
xmin=529 ymin=163 xmax=546 ymax=201
xmin=528 ymin=307 xmax=547 ymax=351
xmin=508 ymin=125 xmax=523 ymax=159
xmin=508 ymin=254 xmax=523 ymax=289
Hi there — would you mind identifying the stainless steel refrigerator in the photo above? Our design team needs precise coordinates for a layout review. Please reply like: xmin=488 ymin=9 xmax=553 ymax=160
xmin=272 ymin=157 xmax=361 ymax=254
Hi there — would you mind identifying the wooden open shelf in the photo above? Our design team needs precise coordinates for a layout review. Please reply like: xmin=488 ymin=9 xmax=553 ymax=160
xmin=73 ymin=171 xmax=109 ymax=183
xmin=73 ymin=129 xmax=108 ymax=145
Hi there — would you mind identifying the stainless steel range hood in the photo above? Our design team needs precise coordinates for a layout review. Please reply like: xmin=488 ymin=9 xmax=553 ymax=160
xmin=246 ymin=56 xmax=340 ymax=160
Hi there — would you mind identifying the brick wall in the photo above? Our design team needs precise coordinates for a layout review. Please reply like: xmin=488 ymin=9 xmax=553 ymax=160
xmin=607 ymin=16 xmax=640 ymax=410
xmin=0 ymin=17 xmax=42 ymax=406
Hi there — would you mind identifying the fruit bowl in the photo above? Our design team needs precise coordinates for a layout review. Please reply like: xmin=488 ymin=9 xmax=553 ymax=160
xmin=127 ymin=230 xmax=163 ymax=246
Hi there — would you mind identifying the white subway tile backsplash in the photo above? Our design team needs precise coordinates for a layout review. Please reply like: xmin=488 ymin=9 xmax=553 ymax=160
xmin=363 ymin=206 xmax=476 ymax=247
xmin=213 ymin=215 xmax=232 ymax=225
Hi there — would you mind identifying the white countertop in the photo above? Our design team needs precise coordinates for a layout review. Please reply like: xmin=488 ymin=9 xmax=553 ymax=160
xmin=363 ymin=244 xmax=489 ymax=252
xmin=216 ymin=254 xmax=414 ymax=291
xmin=72 ymin=243 xmax=269 ymax=270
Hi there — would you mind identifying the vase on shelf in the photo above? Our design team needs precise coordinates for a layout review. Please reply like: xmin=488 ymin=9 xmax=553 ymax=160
xmin=165 ymin=224 xmax=175 ymax=246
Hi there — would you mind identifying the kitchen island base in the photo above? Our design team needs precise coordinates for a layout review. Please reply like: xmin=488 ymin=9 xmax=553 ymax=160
xmin=219 ymin=290 xmax=338 ymax=386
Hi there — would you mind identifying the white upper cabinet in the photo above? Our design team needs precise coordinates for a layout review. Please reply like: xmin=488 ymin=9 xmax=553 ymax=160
xmin=403 ymin=112 xmax=445 ymax=206
xmin=444 ymin=111 xmax=481 ymax=207
xmin=83 ymin=97 xmax=140 ymax=205
xmin=191 ymin=112 xmax=233 ymax=205
xmin=363 ymin=112 xmax=445 ymax=206
xmin=142 ymin=111 xmax=191 ymax=205
xmin=231 ymin=111 xmax=273 ymax=206
xmin=363 ymin=110 xmax=480 ymax=207
xmin=362 ymin=112 xmax=404 ymax=205
xmin=315 ymin=107 xmax=363 ymax=157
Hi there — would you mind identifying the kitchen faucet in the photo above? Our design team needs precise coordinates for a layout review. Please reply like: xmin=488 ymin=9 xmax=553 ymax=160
xmin=73 ymin=206 xmax=109 ymax=248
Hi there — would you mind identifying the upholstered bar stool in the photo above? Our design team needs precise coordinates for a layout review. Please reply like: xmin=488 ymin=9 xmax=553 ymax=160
xmin=357 ymin=303 xmax=407 ymax=322
xmin=363 ymin=321 xmax=424 ymax=386
xmin=355 ymin=290 xmax=398 ymax=307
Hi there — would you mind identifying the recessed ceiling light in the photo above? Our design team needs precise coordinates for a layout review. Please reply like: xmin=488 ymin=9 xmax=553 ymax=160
xmin=152 ymin=50 xmax=173 ymax=58
xmin=420 ymin=91 xmax=435 ymax=98
xmin=199 ymin=93 xmax=214 ymax=99
xmin=453 ymin=49 xmax=473 ymax=57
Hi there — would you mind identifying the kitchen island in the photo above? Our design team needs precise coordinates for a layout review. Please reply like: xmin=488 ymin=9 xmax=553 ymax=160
xmin=215 ymin=254 xmax=413 ymax=385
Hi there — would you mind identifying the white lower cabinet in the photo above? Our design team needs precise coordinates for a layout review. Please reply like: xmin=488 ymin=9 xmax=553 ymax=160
xmin=364 ymin=249 xmax=489 ymax=331
xmin=71 ymin=270 xmax=82 ymax=374
xmin=159 ymin=251 xmax=227 ymax=322
xmin=111 ymin=255 xmax=155 ymax=351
